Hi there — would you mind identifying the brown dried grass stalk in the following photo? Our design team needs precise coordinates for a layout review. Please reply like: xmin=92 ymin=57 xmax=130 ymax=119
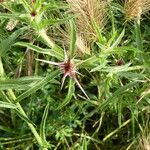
xmin=124 ymin=0 xmax=150 ymax=21
xmin=139 ymin=136 xmax=150 ymax=150
xmin=66 ymin=0 xmax=108 ymax=54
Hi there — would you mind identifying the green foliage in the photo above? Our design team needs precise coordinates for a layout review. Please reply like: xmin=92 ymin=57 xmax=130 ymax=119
xmin=0 ymin=101 xmax=17 ymax=109
xmin=0 ymin=0 xmax=149 ymax=150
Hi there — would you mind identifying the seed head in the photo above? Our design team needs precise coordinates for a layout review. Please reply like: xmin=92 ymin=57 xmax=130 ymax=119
xmin=66 ymin=0 xmax=108 ymax=54
xmin=124 ymin=0 xmax=150 ymax=21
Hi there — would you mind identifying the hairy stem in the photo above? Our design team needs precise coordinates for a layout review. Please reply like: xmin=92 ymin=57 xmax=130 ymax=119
xmin=0 ymin=57 xmax=4 ymax=77
xmin=38 ymin=29 xmax=55 ymax=48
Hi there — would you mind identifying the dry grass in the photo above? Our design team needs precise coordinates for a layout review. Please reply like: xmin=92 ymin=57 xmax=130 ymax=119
xmin=124 ymin=0 xmax=150 ymax=21
xmin=139 ymin=136 xmax=150 ymax=150
xmin=66 ymin=0 xmax=108 ymax=54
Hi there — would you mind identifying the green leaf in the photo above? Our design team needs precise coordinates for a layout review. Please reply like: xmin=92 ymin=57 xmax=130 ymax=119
xmin=0 ymin=13 xmax=20 ymax=19
xmin=15 ymin=70 xmax=60 ymax=103
xmin=117 ymin=103 xmax=122 ymax=127
xmin=0 ymin=101 xmax=17 ymax=109
xmin=14 ymin=42 xmax=64 ymax=60
xmin=107 ymin=31 xmax=118 ymax=47
xmin=0 ymin=27 xmax=26 ymax=57
xmin=109 ymin=28 xmax=125 ymax=49
xmin=92 ymin=21 xmax=105 ymax=44
xmin=0 ymin=76 xmax=43 ymax=90
xmin=40 ymin=3 xmax=68 ymax=13
xmin=90 ymin=61 xmax=108 ymax=72
xmin=15 ymin=110 xmax=35 ymax=125
xmin=57 ymin=78 xmax=75 ymax=109
xmin=34 ymin=0 xmax=42 ymax=10
xmin=81 ymin=137 xmax=88 ymax=150
xmin=113 ymin=46 xmax=140 ymax=53
xmin=100 ymin=81 xmax=138 ymax=110
xmin=92 ymin=64 xmax=145 ymax=73
xmin=0 ymin=125 xmax=15 ymax=133
xmin=38 ymin=29 xmax=64 ymax=60
xmin=39 ymin=15 xmax=77 ymax=30
xmin=100 ymin=63 xmax=131 ymax=73
xmin=0 ymin=84 xmax=29 ymax=90
xmin=0 ymin=76 xmax=43 ymax=84
xmin=0 ymin=91 xmax=11 ymax=103
xmin=118 ymin=72 xmax=146 ymax=79
xmin=79 ymin=56 xmax=99 ymax=68
xmin=40 ymin=102 xmax=49 ymax=144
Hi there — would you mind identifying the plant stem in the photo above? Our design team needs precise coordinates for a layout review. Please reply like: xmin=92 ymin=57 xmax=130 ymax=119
xmin=0 ymin=57 xmax=4 ymax=77
xmin=135 ymin=20 xmax=144 ymax=63
xmin=39 ymin=29 xmax=55 ymax=48
xmin=20 ymin=0 xmax=32 ymax=12
xmin=8 ymin=90 xmax=47 ymax=149
xmin=102 ymin=119 xmax=131 ymax=142
xmin=38 ymin=29 xmax=64 ymax=60
xmin=135 ymin=20 xmax=143 ymax=51
xmin=0 ymin=57 xmax=47 ymax=150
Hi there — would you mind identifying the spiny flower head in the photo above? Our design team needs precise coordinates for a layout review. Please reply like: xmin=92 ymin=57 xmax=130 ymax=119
xmin=37 ymin=50 xmax=89 ymax=99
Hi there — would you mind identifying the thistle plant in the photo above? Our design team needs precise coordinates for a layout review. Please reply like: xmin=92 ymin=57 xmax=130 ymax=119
xmin=0 ymin=0 xmax=150 ymax=150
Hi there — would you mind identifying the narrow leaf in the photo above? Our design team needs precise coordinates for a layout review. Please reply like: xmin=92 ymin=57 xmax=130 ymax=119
xmin=20 ymin=0 xmax=32 ymax=12
xmin=109 ymin=29 xmax=125 ymax=49
xmin=0 ymin=77 xmax=43 ymax=90
xmin=0 ymin=101 xmax=17 ymax=109
xmin=100 ymin=81 xmax=138 ymax=110
xmin=0 ymin=13 xmax=20 ymax=19
xmin=14 ymin=42 xmax=64 ymax=60
xmin=40 ymin=103 xmax=49 ymax=143
xmin=15 ymin=70 xmax=60 ymax=103
xmin=15 ymin=110 xmax=35 ymax=125
xmin=0 ymin=27 xmax=26 ymax=56
xmin=0 ymin=125 xmax=15 ymax=133
xmin=39 ymin=15 xmax=77 ymax=30
xmin=57 ymin=78 xmax=75 ymax=109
